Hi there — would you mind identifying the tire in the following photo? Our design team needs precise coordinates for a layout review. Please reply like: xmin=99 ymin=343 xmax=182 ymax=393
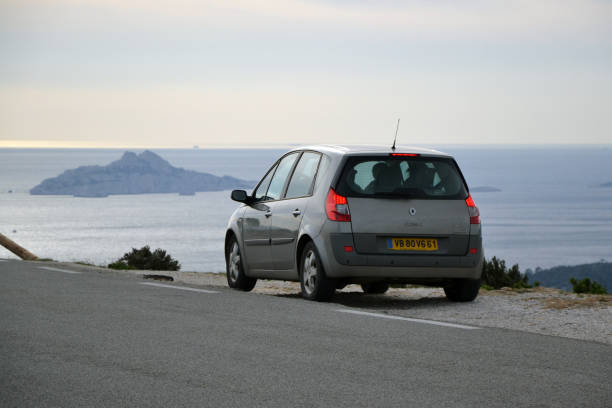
xmin=444 ymin=279 xmax=480 ymax=302
xmin=226 ymin=236 xmax=257 ymax=291
xmin=361 ymin=282 xmax=389 ymax=294
xmin=299 ymin=241 xmax=335 ymax=301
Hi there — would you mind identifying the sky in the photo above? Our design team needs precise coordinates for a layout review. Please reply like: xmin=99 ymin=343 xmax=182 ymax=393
xmin=1 ymin=0 xmax=611 ymax=148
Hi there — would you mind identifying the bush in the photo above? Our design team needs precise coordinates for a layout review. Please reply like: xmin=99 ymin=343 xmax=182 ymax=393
xmin=108 ymin=246 xmax=181 ymax=271
xmin=107 ymin=260 xmax=134 ymax=270
xmin=481 ymin=256 xmax=530 ymax=289
xmin=569 ymin=277 xmax=608 ymax=294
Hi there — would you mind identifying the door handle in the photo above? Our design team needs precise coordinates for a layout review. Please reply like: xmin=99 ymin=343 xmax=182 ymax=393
xmin=292 ymin=209 xmax=301 ymax=217
xmin=265 ymin=210 xmax=272 ymax=218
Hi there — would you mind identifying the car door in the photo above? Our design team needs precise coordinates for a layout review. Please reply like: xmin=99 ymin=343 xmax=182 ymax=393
xmin=270 ymin=151 xmax=322 ymax=272
xmin=242 ymin=162 xmax=276 ymax=272
xmin=242 ymin=152 xmax=300 ymax=275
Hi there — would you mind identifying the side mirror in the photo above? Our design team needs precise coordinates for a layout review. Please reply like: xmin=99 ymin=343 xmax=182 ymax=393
xmin=231 ymin=189 xmax=249 ymax=203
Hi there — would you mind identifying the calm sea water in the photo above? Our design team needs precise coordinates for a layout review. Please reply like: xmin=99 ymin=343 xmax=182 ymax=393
xmin=1 ymin=146 xmax=611 ymax=272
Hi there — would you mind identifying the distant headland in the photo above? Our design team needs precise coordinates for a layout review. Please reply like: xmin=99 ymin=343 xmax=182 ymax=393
xmin=470 ymin=186 xmax=502 ymax=193
xmin=30 ymin=151 xmax=255 ymax=197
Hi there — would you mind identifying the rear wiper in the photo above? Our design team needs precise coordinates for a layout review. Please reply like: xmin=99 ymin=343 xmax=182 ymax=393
xmin=366 ymin=188 xmax=426 ymax=198
xmin=392 ymin=187 xmax=425 ymax=196
xmin=368 ymin=192 xmax=424 ymax=199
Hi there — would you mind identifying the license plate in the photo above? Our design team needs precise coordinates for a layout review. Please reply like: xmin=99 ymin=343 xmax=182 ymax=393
xmin=387 ymin=238 xmax=438 ymax=251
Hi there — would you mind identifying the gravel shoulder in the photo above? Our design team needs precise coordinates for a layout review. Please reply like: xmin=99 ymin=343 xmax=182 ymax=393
xmin=157 ymin=270 xmax=612 ymax=345
xmin=22 ymin=260 xmax=612 ymax=345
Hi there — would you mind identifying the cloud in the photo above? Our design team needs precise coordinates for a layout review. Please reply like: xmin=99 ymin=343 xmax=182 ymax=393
xmin=2 ymin=0 xmax=611 ymax=40
xmin=1 ymin=1 xmax=610 ymax=147
xmin=2 ymin=71 xmax=611 ymax=147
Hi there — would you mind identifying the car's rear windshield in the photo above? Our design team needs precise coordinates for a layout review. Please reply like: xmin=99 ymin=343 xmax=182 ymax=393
xmin=335 ymin=155 xmax=468 ymax=199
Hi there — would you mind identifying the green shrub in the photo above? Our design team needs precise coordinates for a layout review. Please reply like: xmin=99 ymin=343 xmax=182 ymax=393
xmin=569 ymin=277 xmax=608 ymax=294
xmin=108 ymin=246 xmax=180 ymax=271
xmin=107 ymin=260 xmax=135 ymax=270
xmin=481 ymin=256 xmax=531 ymax=289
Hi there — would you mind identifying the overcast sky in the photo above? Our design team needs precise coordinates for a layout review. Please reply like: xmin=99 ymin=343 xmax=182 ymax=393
xmin=1 ymin=0 xmax=611 ymax=148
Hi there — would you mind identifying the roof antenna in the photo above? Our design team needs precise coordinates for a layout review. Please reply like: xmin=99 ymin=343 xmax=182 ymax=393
xmin=391 ymin=118 xmax=400 ymax=151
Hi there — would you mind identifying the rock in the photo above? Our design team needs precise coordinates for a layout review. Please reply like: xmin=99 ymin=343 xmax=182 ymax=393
xmin=30 ymin=151 xmax=255 ymax=196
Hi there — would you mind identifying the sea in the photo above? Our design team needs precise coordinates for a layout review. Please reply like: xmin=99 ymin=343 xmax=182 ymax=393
xmin=1 ymin=146 xmax=611 ymax=273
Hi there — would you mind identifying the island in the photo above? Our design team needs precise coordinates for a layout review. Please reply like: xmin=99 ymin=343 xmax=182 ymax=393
xmin=30 ymin=151 xmax=255 ymax=197
xmin=599 ymin=181 xmax=612 ymax=188
xmin=470 ymin=186 xmax=502 ymax=193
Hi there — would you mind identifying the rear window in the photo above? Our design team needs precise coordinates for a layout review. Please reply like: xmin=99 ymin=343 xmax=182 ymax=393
xmin=336 ymin=156 xmax=467 ymax=199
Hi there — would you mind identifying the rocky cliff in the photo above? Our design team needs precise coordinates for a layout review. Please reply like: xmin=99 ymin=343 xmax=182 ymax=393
xmin=30 ymin=151 xmax=254 ymax=197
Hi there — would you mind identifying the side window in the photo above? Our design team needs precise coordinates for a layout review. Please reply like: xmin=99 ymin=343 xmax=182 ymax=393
xmin=399 ymin=161 xmax=409 ymax=182
xmin=313 ymin=154 xmax=330 ymax=191
xmin=351 ymin=161 xmax=382 ymax=192
xmin=429 ymin=161 xmax=462 ymax=195
xmin=253 ymin=163 xmax=278 ymax=201
xmin=266 ymin=153 xmax=299 ymax=201
xmin=285 ymin=152 xmax=321 ymax=199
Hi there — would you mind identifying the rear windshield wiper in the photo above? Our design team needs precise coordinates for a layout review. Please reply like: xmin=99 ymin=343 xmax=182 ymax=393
xmin=349 ymin=192 xmax=425 ymax=199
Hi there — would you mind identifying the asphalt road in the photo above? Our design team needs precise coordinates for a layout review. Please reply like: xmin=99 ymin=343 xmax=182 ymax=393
xmin=1 ymin=259 xmax=611 ymax=407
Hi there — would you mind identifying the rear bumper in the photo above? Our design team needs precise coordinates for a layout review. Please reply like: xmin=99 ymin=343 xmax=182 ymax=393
xmin=315 ymin=232 xmax=483 ymax=281
xmin=322 ymin=259 xmax=483 ymax=280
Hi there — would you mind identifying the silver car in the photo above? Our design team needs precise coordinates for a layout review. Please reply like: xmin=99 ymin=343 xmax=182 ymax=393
xmin=225 ymin=145 xmax=483 ymax=301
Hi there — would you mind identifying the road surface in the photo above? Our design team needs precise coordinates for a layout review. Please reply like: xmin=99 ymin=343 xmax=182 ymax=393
xmin=1 ymin=259 xmax=610 ymax=407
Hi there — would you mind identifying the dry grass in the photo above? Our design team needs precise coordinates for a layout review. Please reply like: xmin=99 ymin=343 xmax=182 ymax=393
xmin=480 ymin=286 xmax=563 ymax=296
xmin=479 ymin=286 xmax=611 ymax=309
xmin=542 ymin=295 xmax=611 ymax=310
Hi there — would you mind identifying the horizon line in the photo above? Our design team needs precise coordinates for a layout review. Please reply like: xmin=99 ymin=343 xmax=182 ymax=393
xmin=1 ymin=142 xmax=612 ymax=150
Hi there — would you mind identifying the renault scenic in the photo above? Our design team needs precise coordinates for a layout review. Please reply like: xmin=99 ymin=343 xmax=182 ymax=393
xmin=225 ymin=145 xmax=483 ymax=301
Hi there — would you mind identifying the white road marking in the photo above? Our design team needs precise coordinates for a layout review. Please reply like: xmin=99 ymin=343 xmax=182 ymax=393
xmin=0 ymin=259 xmax=7 ymax=262
xmin=140 ymin=282 xmax=219 ymax=294
xmin=38 ymin=266 xmax=81 ymax=274
xmin=336 ymin=309 xmax=480 ymax=330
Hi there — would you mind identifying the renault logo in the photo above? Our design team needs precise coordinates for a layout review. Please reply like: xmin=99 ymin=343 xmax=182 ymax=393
xmin=409 ymin=207 xmax=416 ymax=216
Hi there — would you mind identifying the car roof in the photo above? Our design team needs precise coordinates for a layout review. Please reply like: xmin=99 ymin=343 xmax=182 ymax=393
xmin=289 ymin=144 xmax=451 ymax=158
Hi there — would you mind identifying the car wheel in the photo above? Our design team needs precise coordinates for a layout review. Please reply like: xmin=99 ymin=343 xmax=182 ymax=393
xmin=300 ymin=241 xmax=335 ymax=301
xmin=444 ymin=279 xmax=480 ymax=302
xmin=361 ymin=282 xmax=389 ymax=294
xmin=226 ymin=237 xmax=257 ymax=291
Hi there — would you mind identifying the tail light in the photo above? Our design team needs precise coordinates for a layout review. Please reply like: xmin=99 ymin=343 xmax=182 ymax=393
xmin=326 ymin=188 xmax=351 ymax=222
xmin=465 ymin=194 xmax=480 ymax=224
